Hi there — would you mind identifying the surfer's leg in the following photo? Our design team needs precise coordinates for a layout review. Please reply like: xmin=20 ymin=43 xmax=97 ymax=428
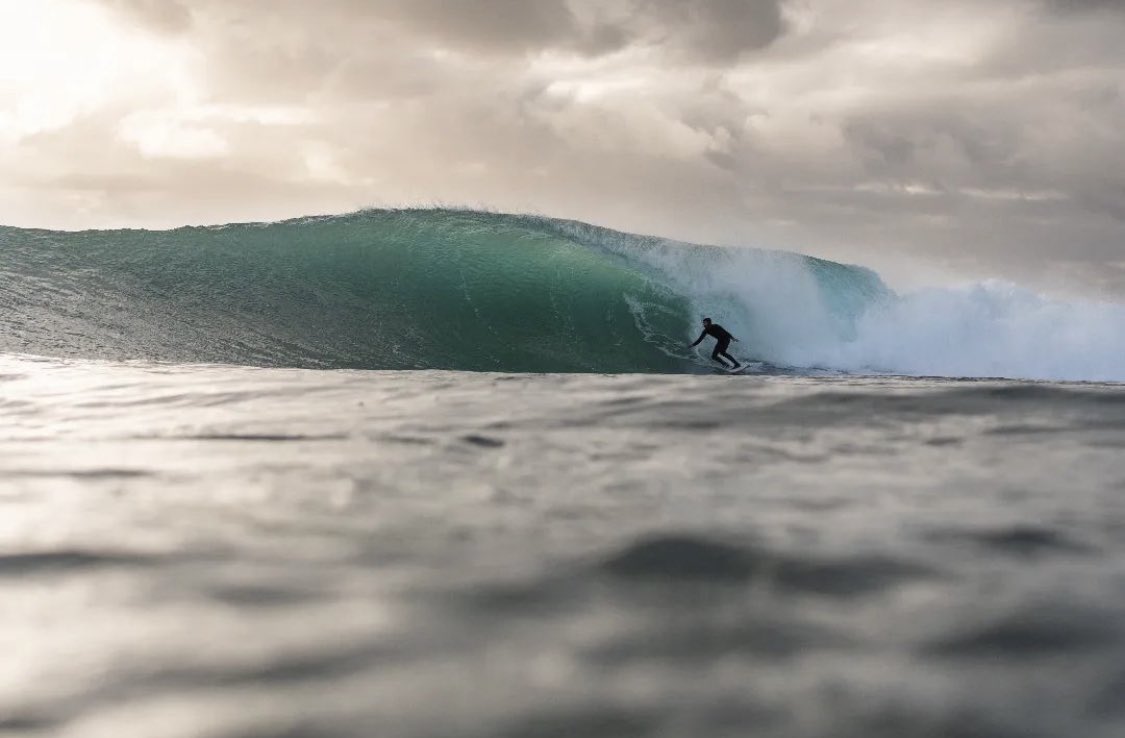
xmin=712 ymin=343 xmax=735 ymax=368
xmin=712 ymin=339 xmax=738 ymax=368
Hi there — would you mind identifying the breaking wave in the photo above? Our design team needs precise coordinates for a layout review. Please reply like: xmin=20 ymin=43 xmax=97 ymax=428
xmin=1 ymin=208 xmax=1121 ymax=381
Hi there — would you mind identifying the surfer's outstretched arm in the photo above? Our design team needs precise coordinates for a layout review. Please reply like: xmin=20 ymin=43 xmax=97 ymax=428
xmin=690 ymin=331 xmax=707 ymax=347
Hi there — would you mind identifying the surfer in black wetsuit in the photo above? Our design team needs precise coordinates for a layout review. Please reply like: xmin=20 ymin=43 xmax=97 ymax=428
xmin=691 ymin=318 xmax=741 ymax=370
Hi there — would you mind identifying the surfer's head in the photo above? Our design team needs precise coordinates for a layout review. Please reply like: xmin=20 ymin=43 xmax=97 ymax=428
xmin=702 ymin=318 xmax=712 ymax=326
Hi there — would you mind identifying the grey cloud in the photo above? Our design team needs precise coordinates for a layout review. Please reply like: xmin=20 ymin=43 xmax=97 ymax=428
xmin=634 ymin=0 xmax=786 ymax=61
xmin=95 ymin=0 xmax=584 ymax=52
xmin=1044 ymin=0 xmax=1125 ymax=13
xmin=339 ymin=0 xmax=789 ymax=60
xmin=842 ymin=110 xmax=1024 ymax=190
xmin=96 ymin=0 xmax=193 ymax=33
xmin=94 ymin=0 xmax=787 ymax=61
xmin=379 ymin=0 xmax=582 ymax=53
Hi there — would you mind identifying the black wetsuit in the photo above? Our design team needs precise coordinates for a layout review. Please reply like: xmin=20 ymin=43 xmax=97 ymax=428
xmin=692 ymin=323 xmax=740 ymax=368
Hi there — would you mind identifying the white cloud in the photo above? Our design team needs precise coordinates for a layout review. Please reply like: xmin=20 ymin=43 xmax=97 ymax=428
xmin=118 ymin=110 xmax=228 ymax=159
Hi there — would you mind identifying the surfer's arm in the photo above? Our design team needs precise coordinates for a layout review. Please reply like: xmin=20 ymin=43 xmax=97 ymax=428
xmin=690 ymin=331 xmax=706 ymax=347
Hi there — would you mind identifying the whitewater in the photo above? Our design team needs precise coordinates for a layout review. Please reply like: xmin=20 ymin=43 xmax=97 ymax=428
xmin=2 ymin=209 xmax=1124 ymax=738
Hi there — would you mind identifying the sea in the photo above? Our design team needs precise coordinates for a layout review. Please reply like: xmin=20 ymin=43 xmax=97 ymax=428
xmin=2 ymin=209 xmax=1124 ymax=737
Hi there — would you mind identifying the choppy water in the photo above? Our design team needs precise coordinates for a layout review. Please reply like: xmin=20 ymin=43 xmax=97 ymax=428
xmin=3 ymin=355 xmax=1124 ymax=737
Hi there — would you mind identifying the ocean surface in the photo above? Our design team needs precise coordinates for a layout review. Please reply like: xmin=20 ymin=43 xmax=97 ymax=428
xmin=2 ymin=209 xmax=1124 ymax=737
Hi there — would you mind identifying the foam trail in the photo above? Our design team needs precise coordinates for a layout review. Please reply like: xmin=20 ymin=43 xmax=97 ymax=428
xmin=819 ymin=281 xmax=1125 ymax=382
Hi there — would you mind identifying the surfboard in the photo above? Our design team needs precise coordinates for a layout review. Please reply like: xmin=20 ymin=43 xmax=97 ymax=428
xmin=706 ymin=358 xmax=780 ymax=375
xmin=714 ymin=360 xmax=778 ymax=374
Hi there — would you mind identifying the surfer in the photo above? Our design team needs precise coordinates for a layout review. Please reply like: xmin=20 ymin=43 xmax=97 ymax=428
xmin=691 ymin=318 xmax=741 ymax=370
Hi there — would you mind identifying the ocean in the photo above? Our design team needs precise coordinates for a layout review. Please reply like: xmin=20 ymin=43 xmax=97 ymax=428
xmin=2 ymin=209 xmax=1124 ymax=737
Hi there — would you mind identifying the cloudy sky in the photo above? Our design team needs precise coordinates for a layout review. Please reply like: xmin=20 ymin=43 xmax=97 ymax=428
xmin=2 ymin=0 xmax=1124 ymax=294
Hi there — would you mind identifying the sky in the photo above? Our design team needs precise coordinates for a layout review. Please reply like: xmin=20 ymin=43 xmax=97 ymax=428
xmin=1 ymin=0 xmax=1124 ymax=294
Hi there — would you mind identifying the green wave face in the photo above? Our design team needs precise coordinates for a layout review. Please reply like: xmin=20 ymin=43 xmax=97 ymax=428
xmin=0 ymin=209 xmax=886 ymax=373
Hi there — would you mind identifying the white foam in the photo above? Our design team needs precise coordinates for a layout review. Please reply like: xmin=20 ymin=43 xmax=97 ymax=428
xmin=646 ymin=244 xmax=1125 ymax=382
xmin=805 ymin=280 xmax=1125 ymax=382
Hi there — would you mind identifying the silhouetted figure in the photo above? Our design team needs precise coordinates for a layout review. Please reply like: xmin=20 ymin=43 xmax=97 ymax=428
xmin=691 ymin=318 xmax=741 ymax=369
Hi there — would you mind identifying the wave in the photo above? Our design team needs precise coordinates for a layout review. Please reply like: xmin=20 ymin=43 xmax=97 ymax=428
xmin=1 ymin=208 xmax=1122 ymax=381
